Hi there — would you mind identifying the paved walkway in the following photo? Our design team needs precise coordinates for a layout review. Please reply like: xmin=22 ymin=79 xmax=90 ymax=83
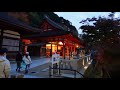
xmin=10 ymin=57 xmax=92 ymax=78
xmin=10 ymin=57 xmax=52 ymax=78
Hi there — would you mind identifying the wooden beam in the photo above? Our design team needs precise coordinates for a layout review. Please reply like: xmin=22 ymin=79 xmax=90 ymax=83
xmin=28 ymin=33 xmax=81 ymax=45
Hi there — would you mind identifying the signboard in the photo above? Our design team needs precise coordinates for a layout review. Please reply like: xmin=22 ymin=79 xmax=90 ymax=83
xmin=51 ymin=53 xmax=60 ymax=75
xmin=52 ymin=54 xmax=60 ymax=64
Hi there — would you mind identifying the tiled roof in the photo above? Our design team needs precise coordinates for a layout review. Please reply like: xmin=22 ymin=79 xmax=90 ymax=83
xmin=0 ymin=12 xmax=41 ymax=32
xmin=44 ymin=15 xmax=67 ymax=31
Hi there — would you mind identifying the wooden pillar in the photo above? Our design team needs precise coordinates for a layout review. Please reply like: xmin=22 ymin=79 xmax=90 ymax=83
xmin=67 ymin=46 xmax=69 ymax=56
xmin=50 ymin=42 xmax=52 ymax=56
xmin=64 ymin=43 xmax=65 ymax=59
xmin=74 ymin=45 xmax=76 ymax=56
xmin=62 ymin=39 xmax=65 ymax=59
xmin=19 ymin=39 xmax=22 ymax=53
xmin=57 ymin=41 xmax=58 ymax=52
xmin=0 ymin=29 xmax=3 ymax=49
xmin=69 ymin=47 xmax=70 ymax=60
xmin=39 ymin=46 xmax=41 ymax=57
xmin=25 ymin=45 xmax=28 ymax=53
xmin=19 ymin=35 xmax=22 ymax=53
xmin=71 ymin=46 xmax=72 ymax=57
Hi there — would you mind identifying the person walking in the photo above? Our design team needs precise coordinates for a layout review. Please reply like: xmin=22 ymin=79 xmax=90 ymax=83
xmin=15 ymin=51 xmax=22 ymax=72
xmin=0 ymin=48 xmax=11 ymax=78
xmin=23 ymin=52 xmax=32 ymax=74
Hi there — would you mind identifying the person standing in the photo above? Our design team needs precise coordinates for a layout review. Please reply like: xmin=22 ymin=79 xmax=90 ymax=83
xmin=15 ymin=51 xmax=22 ymax=72
xmin=0 ymin=48 xmax=11 ymax=78
xmin=23 ymin=52 xmax=32 ymax=74
xmin=54 ymin=50 xmax=57 ymax=54
xmin=90 ymin=49 xmax=94 ymax=60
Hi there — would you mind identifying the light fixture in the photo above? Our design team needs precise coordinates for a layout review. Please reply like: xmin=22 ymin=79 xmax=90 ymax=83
xmin=76 ymin=45 xmax=78 ymax=48
xmin=88 ymin=62 xmax=91 ymax=64
xmin=59 ymin=41 xmax=63 ymax=45
xmin=84 ymin=66 xmax=88 ymax=69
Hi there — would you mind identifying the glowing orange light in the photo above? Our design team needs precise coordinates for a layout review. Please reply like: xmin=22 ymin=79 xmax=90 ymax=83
xmin=76 ymin=45 xmax=78 ymax=48
xmin=22 ymin=39 xmax=31 ymax=44
xmin=59 ymin=41 xmax=63 ymax=45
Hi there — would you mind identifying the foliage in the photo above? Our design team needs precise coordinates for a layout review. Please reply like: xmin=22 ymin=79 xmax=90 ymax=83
xmin=80 ymin=12 xmax=120 ymax=78
xmin=80 ymin=12 xmax=120 ymax=50
xmin=9 ymin=12 xmax=79 ymax=38
xmin=27 ymin=12 xmax=78 ymax=37
xmin=27 ymin=12 xmax=41 ymax=27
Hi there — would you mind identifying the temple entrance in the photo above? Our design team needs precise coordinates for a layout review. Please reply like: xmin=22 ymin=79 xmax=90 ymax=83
xmin=27 ymin=46 xmax=40 ymax=57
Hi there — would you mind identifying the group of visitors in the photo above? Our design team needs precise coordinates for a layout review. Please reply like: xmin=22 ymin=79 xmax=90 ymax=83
xmin=0 ymin=48 xmax=32 ymax=78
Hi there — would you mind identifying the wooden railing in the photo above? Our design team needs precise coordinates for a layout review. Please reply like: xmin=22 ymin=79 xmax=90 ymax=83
xmin=49 ymin=55 xmax=91 ymax=78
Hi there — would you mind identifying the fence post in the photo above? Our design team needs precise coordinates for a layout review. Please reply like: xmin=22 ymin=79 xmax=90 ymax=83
xmin=74 ymin=71 xmax=76 ymax=78
xmin=59 ymin=62 xmax=61 ymax=75
xmin=49 ymin=66 xmax=51 ymax=78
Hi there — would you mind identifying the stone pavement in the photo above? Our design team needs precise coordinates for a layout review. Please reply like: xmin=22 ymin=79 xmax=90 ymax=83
xmin=10 ymin=57 xmax=92 ymax=78
xmin=10 ymin=57 xmax=52 ymax=78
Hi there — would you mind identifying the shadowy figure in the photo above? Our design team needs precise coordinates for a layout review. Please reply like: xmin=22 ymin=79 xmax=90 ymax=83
xmin=15 ymin=51 xmax=22 ymax=72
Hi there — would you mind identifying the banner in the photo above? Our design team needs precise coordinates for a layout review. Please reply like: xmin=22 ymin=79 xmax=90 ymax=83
xmin=51 ymin=53 xmax=60 ymax=75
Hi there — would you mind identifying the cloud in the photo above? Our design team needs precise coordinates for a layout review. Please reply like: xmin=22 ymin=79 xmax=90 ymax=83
xmin=114 ymin=13 xmax=119 ymax=18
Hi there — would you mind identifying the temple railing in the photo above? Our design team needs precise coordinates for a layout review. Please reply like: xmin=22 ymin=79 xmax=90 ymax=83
xmin=49 ymin=55 xmax=92 ymax=78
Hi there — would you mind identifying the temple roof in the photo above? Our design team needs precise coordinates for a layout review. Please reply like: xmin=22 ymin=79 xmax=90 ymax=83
xmin=23 ymin=15 xmax=82 ymax=43
xmin=43 ymin=15 xmax=67 ymax=31
xmin=22 ymin=30 xmax=70 ymax=39
xmin=0 ymin=12 xmax=41 ymax=34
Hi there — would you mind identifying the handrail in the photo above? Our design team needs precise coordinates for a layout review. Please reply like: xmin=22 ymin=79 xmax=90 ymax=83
xmin=49 ymin=66 xmax=86 ymax=78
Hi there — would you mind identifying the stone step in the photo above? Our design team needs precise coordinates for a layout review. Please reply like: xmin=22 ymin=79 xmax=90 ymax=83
xmin=60 ymin=73 xmax=82 ymax=78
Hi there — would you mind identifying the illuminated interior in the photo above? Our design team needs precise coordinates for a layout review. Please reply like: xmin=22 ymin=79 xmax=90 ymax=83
xmin=46 ymin=44 xmax=62 ymax=52
xmin=46 ymin=42 xmax=63 ymax=56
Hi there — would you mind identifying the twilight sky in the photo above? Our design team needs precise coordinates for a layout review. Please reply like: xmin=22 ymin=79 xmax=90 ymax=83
xmin=54 ymin=12 xmax=120 ymax=34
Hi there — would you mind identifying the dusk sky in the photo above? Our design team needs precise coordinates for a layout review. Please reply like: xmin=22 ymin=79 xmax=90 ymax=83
xmin=54 ymin=12 xmax=120 ymax=34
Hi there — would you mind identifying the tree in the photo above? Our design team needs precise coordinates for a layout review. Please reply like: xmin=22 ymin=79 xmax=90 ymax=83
xmin=80 ymin=12 xmax=120 ymax=50
xmin=80 ymin=12 xmax=120 ymax=78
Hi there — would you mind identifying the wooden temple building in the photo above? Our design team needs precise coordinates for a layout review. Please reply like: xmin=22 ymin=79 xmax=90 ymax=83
xmin=0 ymin=12 xmax=41 ymax=59
xmin=0 ymin=12 xmax=83 ymax=60
xmin=23 ymin=16 xmax=84 ymax=59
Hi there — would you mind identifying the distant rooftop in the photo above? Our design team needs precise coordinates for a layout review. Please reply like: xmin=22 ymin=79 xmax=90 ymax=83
xmin=44 ymin=15 xmax=67 ymax=31
xmin=0 ymin=12 xmax=41 ymax=33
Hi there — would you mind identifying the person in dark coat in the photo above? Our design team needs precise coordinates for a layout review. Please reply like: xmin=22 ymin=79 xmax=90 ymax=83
xmin=16 ymin=52 xmax=22 ymax=72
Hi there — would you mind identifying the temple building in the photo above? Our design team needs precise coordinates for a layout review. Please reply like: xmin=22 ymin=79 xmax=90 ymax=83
xmin=23 ymin=15 xmax=84 ymax=59
xmin=0 ymin=12 xmax=40 ymax=60
xmin=0 ymin=12 xmax=83 ymax=60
